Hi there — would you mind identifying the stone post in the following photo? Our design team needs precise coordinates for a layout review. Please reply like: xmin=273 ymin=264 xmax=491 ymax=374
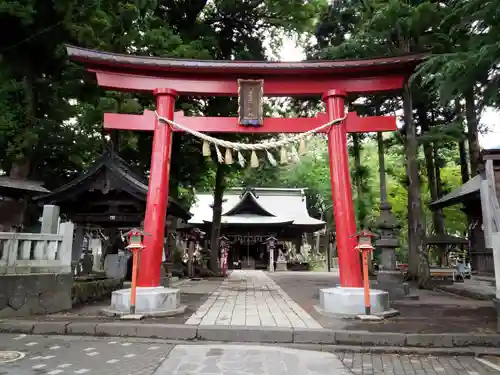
xmin=266 ymin=237 xmax=277 ymax=272
xmin=187 ymin=234 xmax=195 ymax=278
xmin=59 ymin=222 xmax=75 ymax=274
xmin=41 ymin=205 xmax=60 ymax=234
xmin=492 ymin=233 xmax=500 ymax=332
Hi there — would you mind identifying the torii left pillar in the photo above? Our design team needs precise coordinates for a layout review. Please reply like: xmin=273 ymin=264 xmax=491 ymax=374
xmin=139 ymin=88 xmax=176 ymax=288
xmin=102 ymin=88 xmax=188 ymax=317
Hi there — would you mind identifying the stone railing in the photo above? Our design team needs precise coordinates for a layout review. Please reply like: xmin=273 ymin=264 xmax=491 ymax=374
xmin=0 ymin=222 xmax=74 ymax=275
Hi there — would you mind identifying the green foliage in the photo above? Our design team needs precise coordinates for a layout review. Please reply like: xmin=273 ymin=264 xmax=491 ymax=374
xmin=0 ymin=0 xmax=322 ymax=195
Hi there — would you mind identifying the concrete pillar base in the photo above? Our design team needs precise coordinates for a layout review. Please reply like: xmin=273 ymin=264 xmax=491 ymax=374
xmin=319 ymin=287 xmax=391 ymax=315
xmin=101 ymin=287 xmax=186 ymax=317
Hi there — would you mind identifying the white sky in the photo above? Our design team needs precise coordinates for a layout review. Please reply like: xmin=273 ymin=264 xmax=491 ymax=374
xmin=279 ymin=39 xmax=500 ymax=149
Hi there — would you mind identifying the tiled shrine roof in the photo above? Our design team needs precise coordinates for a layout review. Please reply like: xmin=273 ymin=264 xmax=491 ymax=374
xmin=189 ymin=187 xmax=325 ymax=232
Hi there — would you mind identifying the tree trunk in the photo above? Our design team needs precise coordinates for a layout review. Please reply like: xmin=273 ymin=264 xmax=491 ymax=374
xmin=403 ymin=83 xmax=429 ymax=287
xmin=209 ymin=163 xmax=226 ymax=273
xmin=377 ymin=132 xmax=388 ymax=204
xmin=464 ymin=89 xmax=481 ymax=176
xmin=455 ymin=100 xmax=470 ymax=184
xmin=8 ymin=62 xmax=35 ymax=230
xmin=433 ymin=145 xmax=444 ymax=201
xmin=419 ymin=104 xmax=443 ymax=236
xmin=352 ymin=133 xmax=364 ymax=226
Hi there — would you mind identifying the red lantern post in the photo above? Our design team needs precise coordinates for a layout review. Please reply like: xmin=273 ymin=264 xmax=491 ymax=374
xmin=124 ymin=228 xmax=149 ymax=315
xmin=353 ymin=229 xmax=377 ymax=316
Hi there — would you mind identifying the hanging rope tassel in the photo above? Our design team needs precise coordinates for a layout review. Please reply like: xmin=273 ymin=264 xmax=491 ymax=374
xmin=250 ymin=150 xmax=259 ymax=168
xmin=237 ymin=150 xmax=246 ymax=168
xmin=202 ymin=140 xmax=211 ymax=157
xmin=224 ymin=148 xmax=233 ymax=165
xmin=215 ymin=145 xmax=224 ymax=163
xmin=280 ymin=146 xmax=287 ymax=164
xmin=299 ymin=138 xmax=307 ymax=155
xmin=266 ymin=150 xmax=277 ymax=166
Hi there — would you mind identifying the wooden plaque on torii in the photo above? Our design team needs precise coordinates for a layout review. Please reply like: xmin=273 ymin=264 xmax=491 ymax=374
xmin=238 ymin=79 xmax=264 ymax=127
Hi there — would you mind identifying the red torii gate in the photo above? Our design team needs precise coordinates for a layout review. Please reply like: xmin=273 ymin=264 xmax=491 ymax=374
xmin=67 ymin=46 xmax=423 ymax=289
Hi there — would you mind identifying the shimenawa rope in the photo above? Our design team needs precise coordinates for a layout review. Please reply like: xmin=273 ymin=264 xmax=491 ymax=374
xmin=154 ymin=111 xmax=347 ymax=167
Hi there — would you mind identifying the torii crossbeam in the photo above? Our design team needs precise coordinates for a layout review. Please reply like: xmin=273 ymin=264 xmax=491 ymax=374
xmin=67 ymin=45 xmax=423 ymax=290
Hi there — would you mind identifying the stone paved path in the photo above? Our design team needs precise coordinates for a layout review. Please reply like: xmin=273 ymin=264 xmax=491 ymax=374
xmin=156 ymin=344 xmax=351 ymax=375
xmin=184 ymin=270 xmax=322 ymax=327
xmin=337 ymin=351 xmax=498 ymax=375
xmin=0 ymin=334 xmax=498 ymax=375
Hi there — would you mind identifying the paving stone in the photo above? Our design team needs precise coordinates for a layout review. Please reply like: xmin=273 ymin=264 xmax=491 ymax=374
xmin=335 ymin=331 xmax=406 ymax=346
xmin=452 ymin=334 xmax=500 ymax=347
xmin=154 ymin=344 xmax=351 ymax=375
xmin=0 ymin=319 xmax=35 ymax=333
xmin=66 ymin=321 xmax=98 ymax=335
xmin=96 ymin=322 xmax=139 ymax=337
xmin=293 ymin=328 xmax=335 ymax=344
xmin=197 ymin=325 xmax=293 ymax=343
xmin=338 ymin=352 xmax=500 ymax=375
xmin=32 ymin=321 xmax=69 ymax=335
xmin=137 ymin=324 xmax=197 ymax=340
xmin=405 ymin=333 xmax=455 ymax=348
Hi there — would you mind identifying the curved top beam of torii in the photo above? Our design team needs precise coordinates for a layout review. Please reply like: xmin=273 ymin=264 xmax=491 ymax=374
xmin=66 ymin=45 xmax=426 ymax=96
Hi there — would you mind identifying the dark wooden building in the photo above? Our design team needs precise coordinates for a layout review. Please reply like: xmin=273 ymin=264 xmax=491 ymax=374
xmin=33 ymin=149 xmax=190 ymax=227
xmin=0 ymin=177 xmax=50 ymax=231
xmin=429 ymin=144 xmax=500 ymax=274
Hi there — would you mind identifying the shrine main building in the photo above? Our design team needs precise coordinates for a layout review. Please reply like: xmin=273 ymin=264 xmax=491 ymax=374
xmin=188 ymin=187 xmax=325 ymax=269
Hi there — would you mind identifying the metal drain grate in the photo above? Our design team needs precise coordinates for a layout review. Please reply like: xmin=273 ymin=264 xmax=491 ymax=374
xmin=0 ymin=351 xmax=25 ymax=364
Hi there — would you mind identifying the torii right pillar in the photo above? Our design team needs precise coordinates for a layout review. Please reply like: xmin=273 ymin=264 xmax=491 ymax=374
xmin=323 ymin=89 xmax=362 ymax=287
xmin=320 ymin=89 xmax=396 ymax=318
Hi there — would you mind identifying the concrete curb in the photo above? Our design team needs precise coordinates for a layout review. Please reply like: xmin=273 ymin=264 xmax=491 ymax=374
xmin=435 ymin=286 xmax=494 ymax=301
xmin=1 ymin=319 xmax=499 ymax=349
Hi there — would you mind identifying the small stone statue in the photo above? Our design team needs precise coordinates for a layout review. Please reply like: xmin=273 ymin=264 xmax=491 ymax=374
xmin=277 ymin=247 xmax=286 ymax=262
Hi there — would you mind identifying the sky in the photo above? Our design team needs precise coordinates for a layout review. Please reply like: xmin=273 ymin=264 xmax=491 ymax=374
xmin=279 ymin=39 xmax=500 ymax=149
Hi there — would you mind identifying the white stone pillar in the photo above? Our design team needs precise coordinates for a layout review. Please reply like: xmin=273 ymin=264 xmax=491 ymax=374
xmin=41 ymin=205 xmax=60 ymax=234
xmin=268 ymin=246 xmax=274 ymax=272
xmin=480 ymin=179 xmax=494 ymax=249
xmin=492 ymin=232 xmax=500 ymax=299
xmin=59 ymin=222 xmax=75 ymax=273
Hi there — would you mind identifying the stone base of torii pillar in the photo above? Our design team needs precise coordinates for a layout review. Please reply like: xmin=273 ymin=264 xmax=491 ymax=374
xmin=317 ymin=287 xmax=394 ymax=317
xmin=101 ymin=287 xmax=186 ymax=317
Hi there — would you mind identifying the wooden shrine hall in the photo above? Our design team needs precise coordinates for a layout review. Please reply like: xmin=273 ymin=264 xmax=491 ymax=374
xmin=33 ymin=148 xmax=191 ymax=227
xmin=188 ymin=187 xmax=325 ymax=269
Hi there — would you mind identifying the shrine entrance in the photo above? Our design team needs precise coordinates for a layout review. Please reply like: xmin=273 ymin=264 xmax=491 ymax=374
xmin=67 ymin=46 xmax=422 ymax=295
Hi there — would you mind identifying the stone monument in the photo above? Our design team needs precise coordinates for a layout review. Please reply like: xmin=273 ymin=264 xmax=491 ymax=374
xmin=275 ymin=247 xmax=287 ymax=272
xmin=266 ymin=237 xmax=277 ymax=272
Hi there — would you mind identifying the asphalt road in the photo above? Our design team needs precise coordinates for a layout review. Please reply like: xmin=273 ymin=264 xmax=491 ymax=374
xmin=0 ymin=333 xmax=497 ymax=375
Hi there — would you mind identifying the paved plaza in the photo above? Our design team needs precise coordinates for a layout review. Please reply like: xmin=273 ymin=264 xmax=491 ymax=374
xmin=184 ymin=270 xmax=322 ymax=327
xmin=0 ymin=333 xmax=499 ymax=375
